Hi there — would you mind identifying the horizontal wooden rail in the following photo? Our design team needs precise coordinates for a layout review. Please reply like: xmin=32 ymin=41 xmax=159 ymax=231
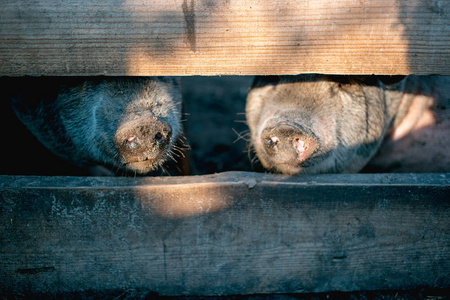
xmin=0 ymin=172 xmax=449 ymax=296
xmin=0 ymin=0 xmax=449 ymax=76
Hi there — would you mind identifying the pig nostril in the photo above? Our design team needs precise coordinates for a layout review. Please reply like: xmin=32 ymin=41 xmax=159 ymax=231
xmin=154 ymin=132 xmax=165 ymax=143
xmin=126 ymin=136 xmax=137 ymax=148
xmin=294 ymin=138 xmax=307 ymax=153
xmin=266 ymin=136 xmax=279 ymax=148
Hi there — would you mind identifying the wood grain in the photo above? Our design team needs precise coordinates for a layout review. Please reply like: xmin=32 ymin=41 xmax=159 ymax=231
xmin=1 ymin=172 xmax=449 ymax=295
xmin=0 ymin=0 xmax=449 ymax=76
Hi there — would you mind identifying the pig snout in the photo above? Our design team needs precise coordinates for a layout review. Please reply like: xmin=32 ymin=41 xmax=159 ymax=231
xmin=260 ymin=122 xmax=319 ymax=167
xmin=115 ymin=118 xmax=173 ymax=171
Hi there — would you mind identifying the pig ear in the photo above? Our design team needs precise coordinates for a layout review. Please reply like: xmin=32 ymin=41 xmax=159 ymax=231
xmin=376 ymin=75 xmax=406 ymax=85
xmin=252 ymin=76 xmax=281 ymax=88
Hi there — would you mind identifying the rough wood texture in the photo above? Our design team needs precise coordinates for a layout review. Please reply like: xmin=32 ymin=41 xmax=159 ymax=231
xmin=1 ymin=172 xmax=449 ymax=296
xmin=0 ymin=0 xmax=449 ymax=76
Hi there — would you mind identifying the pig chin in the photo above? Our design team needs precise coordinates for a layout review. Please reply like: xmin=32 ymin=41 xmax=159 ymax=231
xmin=117 ymin=141 xmax=175 ymax=175
xmin=123 ymin=159 xmax=166 ymax=174
xmin=256 ymin=147 xmax=342 ymax=175
xmin=256 ymin=147 xmax=329 ymax=175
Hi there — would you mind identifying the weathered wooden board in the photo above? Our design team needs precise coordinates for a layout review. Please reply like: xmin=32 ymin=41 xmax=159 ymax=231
xmin=0 ymin=0 xmax=449 ymax=76
xmin=0 ymin=172 xmax=449 ymax=296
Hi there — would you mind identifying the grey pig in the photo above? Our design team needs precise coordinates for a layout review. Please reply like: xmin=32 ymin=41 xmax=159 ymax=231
xmin=10 ymin=77 xmax=184 ymax=176
xmin=246 ymin=75 xmax=449 ymax=175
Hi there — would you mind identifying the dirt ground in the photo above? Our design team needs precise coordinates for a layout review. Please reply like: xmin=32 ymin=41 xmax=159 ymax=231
xmin=181 ymin=76 xmax=260 ymax=175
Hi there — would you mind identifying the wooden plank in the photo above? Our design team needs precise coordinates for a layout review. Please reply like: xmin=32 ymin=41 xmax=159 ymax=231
xmin=0 ymin=172 xmax=449 ymax=296
xmin=0 ymin=0 xmax=449 ymax=76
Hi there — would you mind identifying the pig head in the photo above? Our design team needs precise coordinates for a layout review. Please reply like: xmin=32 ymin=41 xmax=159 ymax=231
xmin=10 ymin=77 xmax=183 ymax=175
xmin=245 ymin=74 xmax=408 ymax=175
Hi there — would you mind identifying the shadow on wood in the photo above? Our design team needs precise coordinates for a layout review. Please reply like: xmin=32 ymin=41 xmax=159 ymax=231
xmin=0 ymin=172 xmax=449 ymax=296
xmin=0 ymin=0 xmax=449 ymax=75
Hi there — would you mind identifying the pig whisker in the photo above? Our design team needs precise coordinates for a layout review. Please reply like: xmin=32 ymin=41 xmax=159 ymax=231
xmin=174 ymin=142 xmax=189 ymax=151
xmin=232 ymin=128 xmax=250 ymax=143
xmin=175 ymin=136 xmax=191 ymax=151
xmin=173 ymin=143 xmax=186 ymax=149
xmin=178 ymin=134 xmax=188 ymax=141
xmin=250 ymin=155 xmax=261 ymax=167
xmin=174 ymin=164 xmax=183 ymax=175
xmin=177 ymin=142 xmax=189 ymax=150
xmin=166 ymin=151 xmax=177 ymax=162
xmin=171 ymin=147 xmax=185 ymax=158
xmin=160 ymin=165 xmax=170 ymax=176
xmin=247 ymin=143 xmax=260 ymax=166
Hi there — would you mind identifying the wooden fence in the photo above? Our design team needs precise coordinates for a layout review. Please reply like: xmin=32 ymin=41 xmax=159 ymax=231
xmin=1 ymin=173 xmax=449 ymax=295
xmin=0 ymin=0 xmax=449 ymax=297
xmin=0 ymin=0 xmax=449 ymax=76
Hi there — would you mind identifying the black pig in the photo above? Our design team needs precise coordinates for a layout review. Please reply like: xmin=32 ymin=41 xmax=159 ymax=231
xmin=10 ymin=77 xmax=184 ymax=176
